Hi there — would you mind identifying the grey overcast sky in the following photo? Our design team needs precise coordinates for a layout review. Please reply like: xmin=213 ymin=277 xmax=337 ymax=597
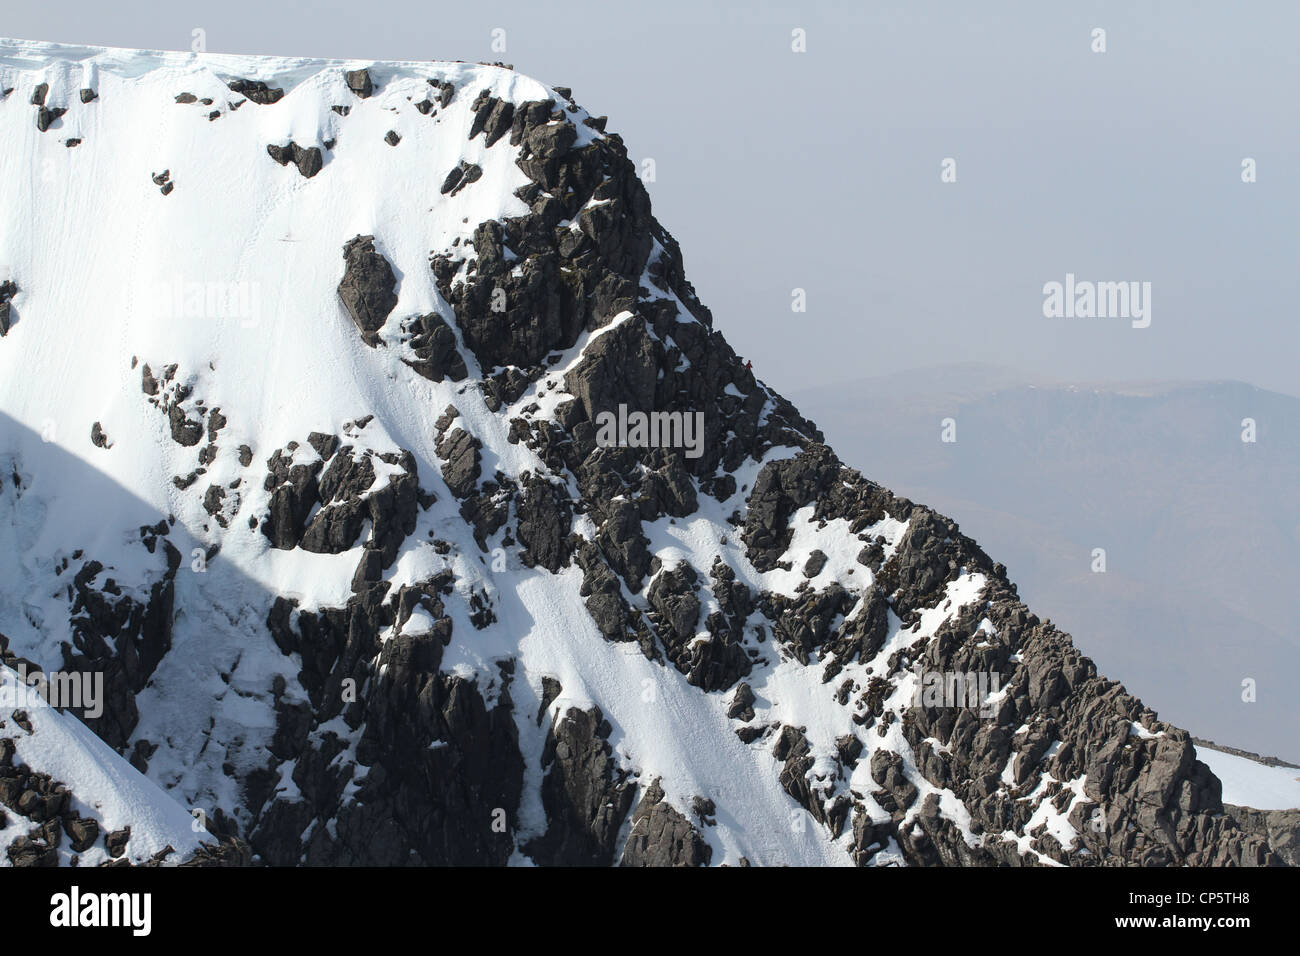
xmin=9 ymin=0 xmax=1297 ymax=397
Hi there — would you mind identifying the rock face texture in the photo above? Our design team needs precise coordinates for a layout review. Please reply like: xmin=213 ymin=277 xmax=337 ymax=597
xmin=0 ymin=43 xmax=1290 ymax=869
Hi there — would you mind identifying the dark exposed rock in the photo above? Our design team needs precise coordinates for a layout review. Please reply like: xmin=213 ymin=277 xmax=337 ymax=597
xmin=742 ymin=446 xmax=841 ymax=572
xmin=870 ymin=749 xmax=919 ymax=814
xmin=304 ymin=448 xmax=420 ymax=565
xmin=151 ymin=169 xmax=174 ymax=196
xmin=398 ymin=312 xmax=467 ymax=382
xmin=63 ymin=815 xmax=99 ymax=852
xmin=427 ymin=93 xmax=669 ymax=378
xmin=647 ymin=562 xmax=751 ymax=692
xmin=176 ymin=838 xmax=252 ymax=867
xmin=440 ymin=161 xmax=482 ymax=196
xmin=819 ymin=585 xmax=890 ymax=683
xmin=344 ymin=69 xmax=373 ymax=98
xmin=458 ymin=476 xmax=516 ymax=552
xmin=434 ymin=405 xmax=458 ymax=439
xmin=803 ymin=549 xmax=827 ymax=578
xmin=267 ymin=142 xmax=323 ymax=178
xmin=307 ymin=432 xmax=337 ymax=460
xmin=564 ymin=317 xmax=658 ymax=423
xmin=427 ymin=78 xmax=456 ymax=109
xmin=105 ymin=826 xmax=131 ymax=858
xmin=772 ymin=724 xmax=843 ymax=833
xmin=256 ymin=586 xmax=523 ymax=865
xmin=435 ymin=428 xmax=481 ymax=499
xmin=1230 ymin=806 xmax=1300 ymax=867
xmin=226 ymin=79 xmax=284 ymax=105
xmin=7 ymin=835 xmax=57 ymax=867
xmin=167 ymin=404 xmax=202 ymax=446
xmin=36 ymin=106 xmax=66 ymax=132
xmin=260 ymin=436 xmax=420 ymax=567
xmin=727 ymin=682 xmax=756 ymax=721
xmin=573 ymin=541 xmax=649 ymax=649
xmin=596 ymin=498 xmax=651 ymax=591
xmin=337 ymin=235 xmax=398 ymax=344
xmin=0 ymin=280 xmax=15 ymax=336
xmin=468 ymin=90 xmax=514 ymax=147
xmin=207 ymin=408 xmax=227 ymax=443
xmin=620 ymin=779 xmax=711 ymax=866
xmin=202 ymin=484 xmax=229 ymax=526
xmin=525 ymin=705 xmax=634 ymax=865
xmin=42 ymin=541 xmax=180 ymax=750
xmin=515 ymin=474 xmax=573 ymax=572
xmin=139 ymin=365 xmax=206 ymax=447
xmin=260 ymin=447 xmax=322 ymax=549
xmin=763 ymin=584 xmax=850 ymax=664
xmin=886 ymin=508 xmax=972 ymax=618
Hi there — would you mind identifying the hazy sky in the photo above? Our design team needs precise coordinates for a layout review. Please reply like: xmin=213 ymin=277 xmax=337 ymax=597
xmin=9 ymin=0 xmax=1297 ymax=396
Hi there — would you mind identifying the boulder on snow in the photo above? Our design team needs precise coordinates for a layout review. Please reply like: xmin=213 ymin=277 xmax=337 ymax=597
xmin=337 ymin=235 xmax=398 ymax=344
xmin=266 ymin=142 xmax=323 ymax=178
xmin=344 ymin=68 xmax=374 ymax=98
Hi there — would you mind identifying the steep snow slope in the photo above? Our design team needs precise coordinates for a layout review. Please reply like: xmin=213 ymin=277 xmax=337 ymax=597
xmin=0 ymin=660 xmax=206 ymax=865
xmin=1195 ymin=748 xmax=1300 ymax=812
xmin=0 ymin=39 xmax=1290 ymax=867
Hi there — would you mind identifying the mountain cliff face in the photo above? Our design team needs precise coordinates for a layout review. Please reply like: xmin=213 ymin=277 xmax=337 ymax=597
xmin=0 ymin=39 xmax=1285 ymax=866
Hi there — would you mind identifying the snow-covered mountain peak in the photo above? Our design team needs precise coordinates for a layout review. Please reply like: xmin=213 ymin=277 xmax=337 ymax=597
xmin=0 ymin=38 xmax=1292 ymax=868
